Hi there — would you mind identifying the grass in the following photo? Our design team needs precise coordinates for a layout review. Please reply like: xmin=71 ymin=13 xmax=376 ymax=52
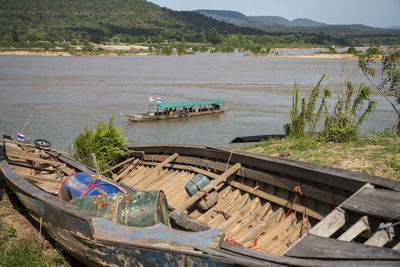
xmin=242 ymin=135 xmax=400 ymax=180
xmin=0 ymin=224 xmax=67 ymax=267
xmin=0 ymin=177 xmax=70 ymax=267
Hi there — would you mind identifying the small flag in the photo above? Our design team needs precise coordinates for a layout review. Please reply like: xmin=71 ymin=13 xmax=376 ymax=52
xmin=157 ymin=97 xmax=163 ymax=103
xmin=149 ymin=96 xmax=154 ymax=102
xmin=17 ymin=132 xmax=25 ymax=141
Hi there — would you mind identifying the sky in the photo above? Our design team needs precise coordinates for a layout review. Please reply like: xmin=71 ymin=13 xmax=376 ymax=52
xmin=148 ymin=0 xmax=400 ymax=28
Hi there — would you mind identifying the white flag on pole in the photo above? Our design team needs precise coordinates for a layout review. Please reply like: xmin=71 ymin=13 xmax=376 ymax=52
xmin=149 ymin=96 xmax=155 ymax=102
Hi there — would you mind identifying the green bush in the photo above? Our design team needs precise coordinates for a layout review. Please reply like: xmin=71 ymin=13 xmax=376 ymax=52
xmin=320 ymin=82 xmax=376 ymax=142
xmin=284 ymin=74 xmax=330 ymax=137
xmin=285 ymin=76 xmax=376 ymax=143
xmin=71 ymin=115 xmax=130 ymax=172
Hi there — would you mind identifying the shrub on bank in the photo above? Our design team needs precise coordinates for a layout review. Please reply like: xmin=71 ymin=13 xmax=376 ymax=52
xmin=70 ymin=114 xmax=130 ymax=172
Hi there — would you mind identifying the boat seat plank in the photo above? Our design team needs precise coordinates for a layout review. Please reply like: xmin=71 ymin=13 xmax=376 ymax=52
xmin=341 ymin=187 xmax=400 ymax=220
xmin=176 ymin=163 xmax=241 ymax=211
xmin=309 ymin=209 xmax=346 ymax=238
xmin=337 ymin=216 xmax=370 ymax=242
xmin=284 ymin=233 xmax=400 ymax=259
xmin=364 ymin=227 xmax=394 ymax=247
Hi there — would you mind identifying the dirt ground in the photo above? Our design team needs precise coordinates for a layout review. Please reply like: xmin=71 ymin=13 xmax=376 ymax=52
xmin=0 ymin=187 xmax=77 ymax=265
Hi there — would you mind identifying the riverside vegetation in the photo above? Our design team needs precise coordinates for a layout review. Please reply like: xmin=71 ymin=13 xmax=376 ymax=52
xmin=245 ymin=49 xmax=400 ymax=180
xmin=1 ymin=0 xmax=400 ymax=55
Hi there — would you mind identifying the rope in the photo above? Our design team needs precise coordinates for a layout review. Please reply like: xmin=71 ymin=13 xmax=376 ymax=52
xmin=377 ymin=221 xmax=400 ymax=242
xmin=190 ymin=180 xmax=209 ymax=196
xmin=284 ymin=184 xmax=303 ymax=219
xmin=80 ymin=176 xmax=100 ymax=198
xmin=225 ymin=237 xmax=270 ymax=254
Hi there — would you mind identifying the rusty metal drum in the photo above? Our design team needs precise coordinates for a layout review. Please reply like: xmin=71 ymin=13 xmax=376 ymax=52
xmin=71 ymin=191 xmax=170 ymax=228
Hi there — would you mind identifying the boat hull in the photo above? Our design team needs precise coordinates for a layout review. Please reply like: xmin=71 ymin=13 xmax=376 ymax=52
xmin=1 ymin=138 xmax=400 ymax=266
xmin=121 ymin=108 xmax=225 ymax=122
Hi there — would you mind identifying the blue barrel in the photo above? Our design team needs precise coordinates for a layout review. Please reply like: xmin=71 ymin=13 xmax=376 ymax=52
xmin=59 ymin=172 xmax=123 ymax=201
xmin=185 ymin=174 xmax=211 ymax=196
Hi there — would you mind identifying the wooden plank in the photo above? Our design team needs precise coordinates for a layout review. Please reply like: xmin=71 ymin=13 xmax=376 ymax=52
xmin=236 ymin=208 xmax=284 ymax=244
xmin=104 ymin=156 xmax=137 ymax=174
xmin=253 ymin=212 xmax=296 ymax=249
xmin=227 ymin=203 xmax=272 ymax=239
xmin=219 ymin=197 xmax=260 ymax=232
xmin=176 ymin=163 xmax=241 ymax=211
xmin=342 ymin=187 xmax=400 ymax=220
xmin=285 ymin=233 xmax=400 ymax=259
xmin=364 ymin=227 xmax=394 ymax=247
xmin=209 ymin=193 xmax=250 ymax=227
xmin=393 ymin=241 xmax=400 ymax=251
xmin=228 ymin=180 xmax=324 ymax=220
xmin=6 ymin=152 xmax=62 ymax=166
xmin=337 ymin=216 xmax=369 ymax=242
xmin=22 ymin=174 xmax=60 ymax=183
xmin=309 ymin=209 xmax=346 ymax=237
xmin=131 ymin=153 xmax=179 ymax=187
xmin=115 ymin=161 xmax=138 ymax=182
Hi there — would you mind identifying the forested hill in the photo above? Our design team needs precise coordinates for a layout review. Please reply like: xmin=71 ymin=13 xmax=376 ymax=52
xmin=0 ymin=0 xmax=264 ymax=43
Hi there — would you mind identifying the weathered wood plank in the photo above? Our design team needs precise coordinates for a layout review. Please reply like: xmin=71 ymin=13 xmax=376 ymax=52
xmin=284 ymin=233 xmax=400 ymax=259
xmin=176 ymin=163 xmax=241 ymax=211
xmin=104 ymin=156 xmax=137 ymax=174
xmin=131 ymin=153 xmax=179 ymax=187
xmin=364 ymin=227 xmax=394 ymax=247
xmin=228 ymin=180 xmax=325 ymax=220
xmin=6 ymin=152 xmax=62 ymax=166
xmin=337 ymin=216 xmax=369 ymax=242
xmin=227 ymin=202 xmax=272 ymax=239
xmin=309 ymin=209 xmax=346 ymax=237
xmin=22 ymin=174 xmax=60 ymax=183
xmin=341 ymin=187 xmax=400 ymax=220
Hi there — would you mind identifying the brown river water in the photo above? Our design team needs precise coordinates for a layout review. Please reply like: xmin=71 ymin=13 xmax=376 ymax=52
xmin=0 ymin=53 xmax=396 ymax=150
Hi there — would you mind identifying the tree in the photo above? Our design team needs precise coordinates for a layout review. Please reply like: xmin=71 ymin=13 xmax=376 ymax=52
xmin=358 ymin=47 xmax=400 ymax=133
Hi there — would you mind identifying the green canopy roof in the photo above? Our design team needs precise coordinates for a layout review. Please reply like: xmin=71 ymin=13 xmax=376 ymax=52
xmin=156 ymin=100 xmax=224 ymax=109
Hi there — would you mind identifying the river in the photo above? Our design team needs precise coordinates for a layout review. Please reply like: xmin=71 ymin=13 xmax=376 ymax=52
xmin=0 ymin=53 xmax=396 ymax=151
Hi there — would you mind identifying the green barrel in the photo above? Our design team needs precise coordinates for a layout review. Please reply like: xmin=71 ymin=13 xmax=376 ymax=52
xmin=71 ymin=191 xmax=170 ymax=228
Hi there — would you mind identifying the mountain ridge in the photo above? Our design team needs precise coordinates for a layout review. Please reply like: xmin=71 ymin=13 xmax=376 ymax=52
xmin=194 ymin=10 xmax=326 ymax=27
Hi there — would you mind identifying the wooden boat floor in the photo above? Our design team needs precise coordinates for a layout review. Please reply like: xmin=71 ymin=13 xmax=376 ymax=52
xmin=120 ymin=159 xmax=311 ymax=255
xmin=3 ymin=143 xmax=310 ymax=256
xmin=4 ymin=142 xmax=70 ymax=194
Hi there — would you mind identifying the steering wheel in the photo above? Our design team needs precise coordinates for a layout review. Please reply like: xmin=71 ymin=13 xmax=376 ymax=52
xmin=34 ymin=139 xmax=52 ymax=148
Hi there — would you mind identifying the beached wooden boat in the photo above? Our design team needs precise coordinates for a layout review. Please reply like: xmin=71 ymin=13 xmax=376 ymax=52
xmin=1 ymin=135 xmax=400 ymax=266
xmin=121 ymin=100 xmax=225 ymax=122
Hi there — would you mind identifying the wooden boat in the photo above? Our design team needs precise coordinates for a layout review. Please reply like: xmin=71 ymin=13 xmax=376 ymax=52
xmin=1 ymin=135 xmax=400 ymax=266
xmin=121 ymin=100 xmax=225 ymax=122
